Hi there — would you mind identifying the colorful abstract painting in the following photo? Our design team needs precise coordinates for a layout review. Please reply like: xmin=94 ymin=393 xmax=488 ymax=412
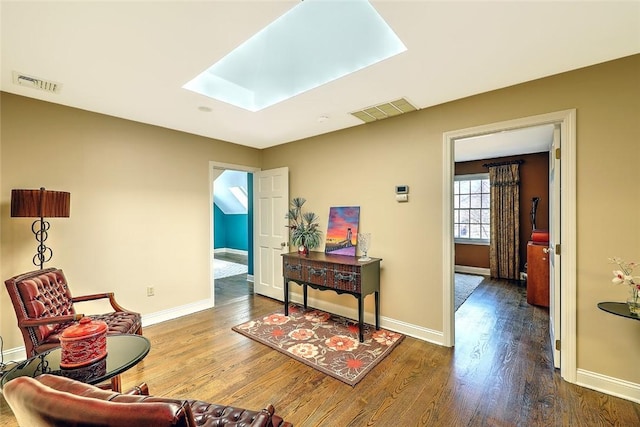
xmin=325 ymin=206 xmax=360 ymax=256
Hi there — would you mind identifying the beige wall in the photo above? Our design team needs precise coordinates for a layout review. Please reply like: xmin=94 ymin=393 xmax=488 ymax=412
xmin=0 ymin=93 xmax=261 ymax=350
xmin=1 ymin=55 xmax=639 ymax=390
xmin=263 ymin=54 xmax=640 ymax=384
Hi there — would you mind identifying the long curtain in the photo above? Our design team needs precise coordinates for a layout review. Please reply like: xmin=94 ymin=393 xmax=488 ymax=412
xmin=489 ymin=163 xmax=520 ymax=280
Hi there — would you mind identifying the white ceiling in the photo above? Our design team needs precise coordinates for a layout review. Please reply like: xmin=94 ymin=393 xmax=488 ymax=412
xmin=1 ymin=1 xmax=639 ymax=159
xmin=455 ymin=123 xmax=555 ymax=162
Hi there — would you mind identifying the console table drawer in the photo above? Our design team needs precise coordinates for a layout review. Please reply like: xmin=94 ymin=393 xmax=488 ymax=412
xmin=299 ymin=260 xmax=361 ymax=291
xmin=283 ymin=260 xmax=303 ymax=281
xmin=305 ymin=265 xmax=328 ymax=286
xmin=326 ymin=267 xmax=360 ymax=292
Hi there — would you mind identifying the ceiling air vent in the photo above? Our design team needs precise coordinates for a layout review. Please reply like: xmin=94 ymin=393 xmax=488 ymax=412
xmin=12 ymin=71 xmax=62 ymax=94
xmin=350 ymin=98 xmax=417 ymax=123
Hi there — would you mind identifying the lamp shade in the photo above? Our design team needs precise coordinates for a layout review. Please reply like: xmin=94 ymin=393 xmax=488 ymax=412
xmin=11 ymin=188 xmax=71 ymax=218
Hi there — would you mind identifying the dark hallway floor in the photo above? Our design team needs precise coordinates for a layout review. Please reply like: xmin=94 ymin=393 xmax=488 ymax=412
xmin=214 ymin=252 xmax=252 ymax=306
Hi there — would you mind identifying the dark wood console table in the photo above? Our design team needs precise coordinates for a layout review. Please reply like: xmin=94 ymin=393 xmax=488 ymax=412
xmin=282 ymin=252 xmax=381 ymax=342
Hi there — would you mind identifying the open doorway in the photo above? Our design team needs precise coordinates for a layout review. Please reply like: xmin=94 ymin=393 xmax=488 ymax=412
xmin=452 ymin=132 xmax=552 ymax=312
xmin=210 ymin=163 xmax=259 ymax=306
xmin=442 ymin=110 xmax=577 ymax=383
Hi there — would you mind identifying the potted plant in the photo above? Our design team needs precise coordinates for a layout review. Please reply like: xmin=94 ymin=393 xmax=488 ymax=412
xmin=285 ymin=197 xmax=322 ymax=255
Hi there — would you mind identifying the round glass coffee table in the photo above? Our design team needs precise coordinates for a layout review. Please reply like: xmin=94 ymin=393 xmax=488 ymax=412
xmin=1 ymin=334 xmax=150 ymax=391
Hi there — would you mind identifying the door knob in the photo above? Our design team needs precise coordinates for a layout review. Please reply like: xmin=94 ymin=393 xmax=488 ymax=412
xmin=280 ymin=242 xmax=287 ymax=248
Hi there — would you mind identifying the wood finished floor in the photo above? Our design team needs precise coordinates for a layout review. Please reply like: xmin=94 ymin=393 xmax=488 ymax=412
xmin=214 ymin=252 xmax=252 ymax=306
xmin=2 ymin=277 xmax=639 ymax=426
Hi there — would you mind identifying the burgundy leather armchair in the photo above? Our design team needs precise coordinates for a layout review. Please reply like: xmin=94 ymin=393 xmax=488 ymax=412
xmin=3 ymin=374 xmax=293 ymax=427
xmin=4 ymin=268 xmax=142 ymax=357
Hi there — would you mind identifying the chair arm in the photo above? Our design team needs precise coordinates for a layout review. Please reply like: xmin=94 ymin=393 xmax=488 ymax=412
xmin=73 ymin=293 xmax=139 ymax=314
xmin=19 ymin=313 xmax=83 ymax=328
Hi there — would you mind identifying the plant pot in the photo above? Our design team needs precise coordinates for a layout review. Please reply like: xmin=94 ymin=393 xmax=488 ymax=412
xmin=298 ymin=245 xmax=309 ymax=256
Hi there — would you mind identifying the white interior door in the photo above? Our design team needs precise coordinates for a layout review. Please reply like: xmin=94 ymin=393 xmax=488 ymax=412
xmin=549 ymin=125 xmax=561 ymax=369
xmin=253 ymin=167 xmax=289 ymax=300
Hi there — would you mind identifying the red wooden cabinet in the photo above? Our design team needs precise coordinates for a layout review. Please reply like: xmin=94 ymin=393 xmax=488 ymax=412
xmin=527 ymin=242 xmax=550 ymax=307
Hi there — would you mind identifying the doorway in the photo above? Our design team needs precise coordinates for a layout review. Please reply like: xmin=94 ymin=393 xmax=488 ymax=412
xmin=210 ymin=162 xmax=259 ymax=306
xmin=442 ymin=110 xmax=577 ymax=384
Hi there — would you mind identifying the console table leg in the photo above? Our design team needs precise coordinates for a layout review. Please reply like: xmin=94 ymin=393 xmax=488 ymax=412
xmin=284 ymin=279 xmax=289 ymax=316
xmin=303 ymin=284 xmax=308 ymax=309
xmin=375 ymin=291 xmax=380 ymax=330
xmin=358 ymin=296 xmax=364 ymax=342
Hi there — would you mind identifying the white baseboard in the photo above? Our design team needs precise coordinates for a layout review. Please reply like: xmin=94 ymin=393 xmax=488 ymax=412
xmin=214 ymin=248 xmax=248 ymax=256
xmin=247 ymin=274 xmax=254 ymax=283
xmin=286 ymin=294 xmax=444 ymax=345
xmin=141 ymin=298 xmax=213 ymax=328
xmin=577 ymin=369 xmax=640 ymax=404
xmin=1 ymin=346 xmax=27 ymax=365
xmin=455 ymin=265 xmax=490 ymax=276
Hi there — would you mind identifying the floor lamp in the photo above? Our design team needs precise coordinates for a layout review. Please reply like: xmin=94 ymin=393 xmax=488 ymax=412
xmin=11 ymin=187 xmax=71 ymax=269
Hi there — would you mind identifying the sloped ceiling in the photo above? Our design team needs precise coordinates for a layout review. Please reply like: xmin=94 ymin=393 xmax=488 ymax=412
xmin=214 ymin=170 xmax=248 ymax=215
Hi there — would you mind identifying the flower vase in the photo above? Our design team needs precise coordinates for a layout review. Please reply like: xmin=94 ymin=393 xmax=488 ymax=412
xmin=298 ymin=245 xmax=309 ymax=256
xmin=627 ymin=286 xmax=640 ymax=316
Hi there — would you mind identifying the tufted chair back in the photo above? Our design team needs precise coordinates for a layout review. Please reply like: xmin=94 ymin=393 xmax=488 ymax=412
xmin=5 ymin=268 xmax=142 ymax=357
xmin=3 ymin=374 xmax=293 ymax=427
xmin=6 ymin=269 xmax=75 ymax=352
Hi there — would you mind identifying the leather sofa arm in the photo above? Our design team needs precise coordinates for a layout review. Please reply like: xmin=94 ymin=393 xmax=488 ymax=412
xmin=9 ymin=375 xmax=292 ymax=427
xmin=37 ymin=374 xmax=148 ymax=400
xmin=7 ymin=375 xmax=193 ymax=427
xmin=253 ymin=405 xmax=294 ymax=427
xmin=37 ymin=374 xmax=120 ymax=400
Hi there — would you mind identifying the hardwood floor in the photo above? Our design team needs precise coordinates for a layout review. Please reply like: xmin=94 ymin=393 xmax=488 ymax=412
xmin=2 ymin=277 xmax=639 ymax=426
xmin=214 ymin=252 xmax=252 ymax=306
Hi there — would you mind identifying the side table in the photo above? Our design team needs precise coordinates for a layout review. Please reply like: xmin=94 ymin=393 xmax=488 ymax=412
xmin=597 ymin=302 xmax=640 ymax=321
xmin=1 ymin=334 xmax=150 ymax=392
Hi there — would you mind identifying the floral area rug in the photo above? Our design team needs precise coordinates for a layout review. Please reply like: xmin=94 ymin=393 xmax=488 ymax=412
xmin=232 ymin=304 xmax=404 ymax=386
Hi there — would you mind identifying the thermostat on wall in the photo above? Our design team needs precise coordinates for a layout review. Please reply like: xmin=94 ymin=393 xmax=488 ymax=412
xmin=395 ymin=185 xmax=409 ymax=202
xmin=395 ymin=185 xmax=409 ymax=194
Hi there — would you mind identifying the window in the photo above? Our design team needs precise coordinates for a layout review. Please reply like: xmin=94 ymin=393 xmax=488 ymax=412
xmin=454 ymin=174 xmax=490 ymax=244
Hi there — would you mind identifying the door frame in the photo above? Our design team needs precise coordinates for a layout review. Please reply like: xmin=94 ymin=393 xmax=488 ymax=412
xmin=441 ymin=109 xmax=577 ymax=384
xmin=209 ymin=161 xmax=260 ymax=306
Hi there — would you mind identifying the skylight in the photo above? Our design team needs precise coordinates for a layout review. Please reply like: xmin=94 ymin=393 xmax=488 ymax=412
xmin=183 ymin=0 xmax=407 ymax=112
xmin=229 ymin=186 xmax=248 ymax=210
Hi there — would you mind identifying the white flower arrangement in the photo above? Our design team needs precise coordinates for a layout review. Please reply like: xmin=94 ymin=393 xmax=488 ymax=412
xmin=609 ymin=257 xmax=640 ymax=314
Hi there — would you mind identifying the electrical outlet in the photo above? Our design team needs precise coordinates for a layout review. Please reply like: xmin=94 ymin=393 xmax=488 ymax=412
xmin=146 ymin=286 xmax=154 ymax=297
